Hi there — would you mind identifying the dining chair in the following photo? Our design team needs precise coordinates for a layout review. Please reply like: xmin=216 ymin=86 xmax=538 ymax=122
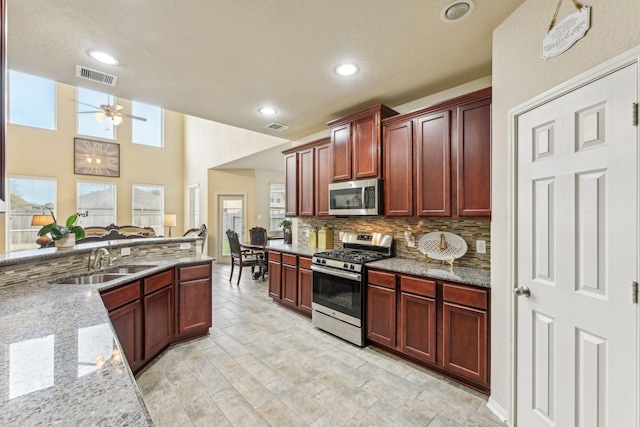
xmin=225 ymin=229 xmax=265 ymax=285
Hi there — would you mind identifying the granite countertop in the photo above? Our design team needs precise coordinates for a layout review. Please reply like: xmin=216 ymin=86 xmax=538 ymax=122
xmin=367 ymin=258 xmax=491 ymax=288
xmin=0 ymin=253 xmax=213 ymax=426
xmin=265 ymin=243 xmax=325 ymax=258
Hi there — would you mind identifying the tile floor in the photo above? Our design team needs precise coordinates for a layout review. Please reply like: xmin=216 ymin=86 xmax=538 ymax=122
xmin=137 ymin=264 xmax=504 ymax=426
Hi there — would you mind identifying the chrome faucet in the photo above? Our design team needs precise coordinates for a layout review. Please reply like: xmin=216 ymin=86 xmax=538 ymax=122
xmin=88 ymin=247 xmax=110 ymax=271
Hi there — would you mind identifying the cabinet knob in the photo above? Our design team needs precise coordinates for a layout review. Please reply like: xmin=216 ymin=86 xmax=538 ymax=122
xmin=513 ymin=286 xmax=531 ymax=297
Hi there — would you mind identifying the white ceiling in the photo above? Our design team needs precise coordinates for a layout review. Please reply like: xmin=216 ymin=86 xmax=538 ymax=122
xmin=8 ymin=0 xmax=524 ymax=141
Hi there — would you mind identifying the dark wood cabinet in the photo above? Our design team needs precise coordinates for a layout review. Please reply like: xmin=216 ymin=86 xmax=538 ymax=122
xmin=382 ymin=88 xmax=491 ymax=218
xmin=298 ymin=147 xmax=315 ymax=217
xmin=416 ymin=111 xmax=451 ymax=217
xmin=281 ymin=254 xmax=298 ymax=307
xmin=384 ymin=119 xmax=414 ymax=217
xmin=327 ymin=104 xmax=397 ymax=182
xmin=100 ymin=261 xmax=212 ymax=375
xmin=314 ymin=141 xmax=331 ymax=217
xmin=176 ymin=262 xmax=212 ymax=341
xmin=283 ymin=137 xmax=332 ymax=218
xmin=399 ymin=276 xmax=437 ymax=364
xmin=366 ymin=268 xmax=490 ymax=393
xmin=455 ymin=97 xmax=492 ymax=217
xmin=267 ymin=251 xmax=312 ymax=317
xmin=284 ymin=152 xmax=298 ymax=217
xmin=297 ymin=257 xmax=313 ymax=316
xmin=268 ymin=251 xmax=282 ymax=299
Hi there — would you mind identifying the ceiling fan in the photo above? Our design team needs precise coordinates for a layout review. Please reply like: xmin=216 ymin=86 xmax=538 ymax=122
xmin=71 ymin=97 xmax=147 ymax=126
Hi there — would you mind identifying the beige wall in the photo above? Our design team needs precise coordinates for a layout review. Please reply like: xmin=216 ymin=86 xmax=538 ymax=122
xmin=491 ymin=0 xmax=640 ymax=417
xmin=2 ymin=81 xmax=184 ymax=251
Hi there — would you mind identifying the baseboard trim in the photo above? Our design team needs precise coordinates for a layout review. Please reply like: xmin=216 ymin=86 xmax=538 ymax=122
xmin=486 ymin=397 xmax=509 ymax=425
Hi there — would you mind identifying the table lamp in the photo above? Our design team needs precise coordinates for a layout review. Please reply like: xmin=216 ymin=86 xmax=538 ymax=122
xmin=164 ymin=213 xmax=177 ymax=237
xmin=32 ymin=214 xmax=55 ymax=245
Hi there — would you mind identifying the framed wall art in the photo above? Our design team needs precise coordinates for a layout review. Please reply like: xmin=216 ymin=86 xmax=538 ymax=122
xmin=74 ymin=137 xmax=120 ymax=177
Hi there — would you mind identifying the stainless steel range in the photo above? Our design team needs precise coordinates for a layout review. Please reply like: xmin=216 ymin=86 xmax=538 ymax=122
xmin=311 ymin=232 xmax=393 ymax=346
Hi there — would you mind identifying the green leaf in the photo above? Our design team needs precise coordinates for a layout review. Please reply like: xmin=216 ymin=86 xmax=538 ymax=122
xmin=70 ymin=226 xmax=86 ymax=240
xmin=65 ymin=214 xmax=78 ymax=227
xmin=37 ymin=223 xmax=55 ymax=236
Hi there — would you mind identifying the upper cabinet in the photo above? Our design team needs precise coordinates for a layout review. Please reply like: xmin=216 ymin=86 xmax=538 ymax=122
xmin=283 ymin=137 xmax=332 ymax=217
xmin=383 ymin=87 xmax=492 ymax=219
xmin=327 ymin=104 xmax=398 ymax=182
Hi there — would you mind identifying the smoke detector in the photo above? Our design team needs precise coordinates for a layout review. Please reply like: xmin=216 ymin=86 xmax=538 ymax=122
xmin=440 ymin=0 xmax=475 ymax=23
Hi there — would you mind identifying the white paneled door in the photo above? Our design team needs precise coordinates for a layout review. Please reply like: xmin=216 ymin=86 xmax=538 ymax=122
xmin=516 ymin=64 xmax=638 ymax=426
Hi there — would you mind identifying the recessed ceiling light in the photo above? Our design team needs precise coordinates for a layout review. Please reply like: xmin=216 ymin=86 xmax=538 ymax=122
xmin=440 ymin=0 xmax=474 ymax=23
xmin=259 ymin=107 xmax=277 ymax=116
xmin=335 ymin=63 xmax=359 ymax=77
xmin=88 ymin=50 xmax=119 ymax=66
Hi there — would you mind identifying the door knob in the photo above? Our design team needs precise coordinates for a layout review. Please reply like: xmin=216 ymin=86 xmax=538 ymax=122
xmin=513 ymin=286 xmax=531 ymax=297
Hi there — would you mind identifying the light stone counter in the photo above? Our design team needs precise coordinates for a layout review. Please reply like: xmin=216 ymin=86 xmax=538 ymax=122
xmin=0 ymin=239 xmax=212 ymax=426
xmin=265 ymin=243 xmax=325 ymax=258
xmin=367 ymin=258 xmax=491 ymax=288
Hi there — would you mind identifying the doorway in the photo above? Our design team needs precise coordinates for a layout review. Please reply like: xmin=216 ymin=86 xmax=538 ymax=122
xmin=511 ymin=63 xmax=638 ymax=425
xmin=218 ymin=194 xmax=245 ymax=264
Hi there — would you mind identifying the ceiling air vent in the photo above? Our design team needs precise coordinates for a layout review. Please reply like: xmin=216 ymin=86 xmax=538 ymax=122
xmin=266 ymin=122 xmax=289 ymax=131
xmin=75 ymin=65 xmax=118 ymax=87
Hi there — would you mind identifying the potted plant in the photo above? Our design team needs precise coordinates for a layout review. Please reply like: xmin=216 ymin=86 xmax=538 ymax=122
xmin=37 ymin=212 xmax=87 ymax=249
xmin=280 ymin=219 xmax=293 ymax=244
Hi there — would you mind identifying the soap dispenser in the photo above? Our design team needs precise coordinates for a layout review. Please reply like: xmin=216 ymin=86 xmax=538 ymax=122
xmin=308 ymin=226 xmax=318 ymax=248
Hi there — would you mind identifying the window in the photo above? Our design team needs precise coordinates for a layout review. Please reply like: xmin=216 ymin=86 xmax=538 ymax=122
xmin=132 ymin=185 xmax=164 ymax=235
xmin=269 ymin=183 xmax=285 ymax=231
xmin=8 ymin=177 xmax=56 ymax=251
xmin=189 ymin=185 xmax=200 ymax=229
xmin=77 ymin=181 xmax=116 ymax=227
xmin=9 ymin=70 xmax=55 ymax=130
xmin=132 ymin=101 xmax=163 ymax=147
xmin=77 ymin=87 xmax=115 ymax=139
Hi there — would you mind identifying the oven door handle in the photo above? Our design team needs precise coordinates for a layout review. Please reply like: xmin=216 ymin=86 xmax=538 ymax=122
xmin=311 ymin=264 xmax=362 ymax=282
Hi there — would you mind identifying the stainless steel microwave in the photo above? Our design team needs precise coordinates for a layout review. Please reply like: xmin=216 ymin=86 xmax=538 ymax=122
xmin=328 ymin=178 xmax=382 ymax=216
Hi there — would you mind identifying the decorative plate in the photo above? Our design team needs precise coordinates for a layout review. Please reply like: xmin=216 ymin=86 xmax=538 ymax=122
xmin=418 ymin=231 xmax=468 ymax=261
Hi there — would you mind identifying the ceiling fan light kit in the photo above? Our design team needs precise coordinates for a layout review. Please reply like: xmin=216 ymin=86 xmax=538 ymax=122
xmin=71 ymin=97 xmax=147 ymax=126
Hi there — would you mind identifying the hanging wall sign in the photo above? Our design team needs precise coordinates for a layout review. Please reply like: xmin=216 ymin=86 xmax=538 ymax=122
xmin=542 ymin=3 xmax=590 ymax=59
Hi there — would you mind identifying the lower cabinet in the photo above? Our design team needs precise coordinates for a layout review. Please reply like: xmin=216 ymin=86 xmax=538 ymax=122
xmin=268 ymin=250 xmax=313 ymax=317
xmin=366 ymin=268 xmax=490 ymax=393
xmin=100 ymin=261 xmax=212 ymax=374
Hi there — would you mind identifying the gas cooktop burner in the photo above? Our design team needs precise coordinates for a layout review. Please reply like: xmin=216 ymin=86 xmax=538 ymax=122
xmin=314 ymin=249 xmax=387 ymax=264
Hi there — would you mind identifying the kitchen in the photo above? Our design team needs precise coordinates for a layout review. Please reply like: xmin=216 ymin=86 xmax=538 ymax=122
xmin=1 ymin=0 xmax=640 ymax=426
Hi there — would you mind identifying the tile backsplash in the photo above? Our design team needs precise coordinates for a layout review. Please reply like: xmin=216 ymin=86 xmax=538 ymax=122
xmin=297 ymin=217 xmax=490 ymax=269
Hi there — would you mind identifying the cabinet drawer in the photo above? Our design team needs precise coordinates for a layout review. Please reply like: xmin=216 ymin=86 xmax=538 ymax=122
xmin=400 ymin=276 xmax=436 ymax=298
xmin=442 ymin=283 xmax=488 ymax=310
xmin=368 ymin=270 xmax=396 ymax=289
xmin=282 ymin=253 xmax=297 ymax=266
xmin=101 ymin=281 xmax=141 ymax=311
xmin=179 ymin=263 xmax=210 ymax=282
xmin=144 ymin=269 xmax=173 ymax=295
xmin=298 ymin=256 xmax=312 ymax=269
xmin=268 ymin=251 xmax=281 ymax=262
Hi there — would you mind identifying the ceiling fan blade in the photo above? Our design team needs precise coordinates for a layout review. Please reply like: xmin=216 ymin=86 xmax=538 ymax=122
xmin=70 ymin=99 xmax=102 ymax=110
xmin=77 ymin=111 xmax=102 ymax=114
xmin=123 ymin=113 xmax=147 ymax=122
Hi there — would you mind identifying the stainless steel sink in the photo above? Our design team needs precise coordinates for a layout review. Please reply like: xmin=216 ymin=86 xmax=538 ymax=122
xmin=56 ymin=273 xmax=129 ymax=285
xmin=104 ymin=265 xmax=158 ymax=274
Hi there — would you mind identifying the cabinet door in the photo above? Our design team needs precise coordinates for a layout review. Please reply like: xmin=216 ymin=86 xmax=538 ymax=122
xmin=383 ymin=120 xmax=414 ymax=216
xmin=443 ymin=302 xmax=488 ymax=385
xmin=331 ymin=123 xmax=351 ymax=181
xmin=314 ymin=142 xmax=331 ymax=216
xmin=144 ymin=285 xmax=173 ymax=360
xmin=400 ymin=292 xmax=437 ymax=364
xmin=109 ymin=300 xmax=143 ymax=372
xmin=366 ymin=284 xmax=396 ymax=347
xmin=281 ymin=263 xmax=298 ymax=307
xmin=284 ymin=152 xmax=298 ymax=216
xmin=268 ymin=260 xmax=282 ymax=299
xmin=298 ymin=147 xmax=315 ymax=216
xmin=456 ymin=97 xmax=491 ymax=217
xmin=177 ymin=278 xmax=212 ymax=340
xmin=353 ymin=113 xmax=380 ymax=179
xmin=297 ymin=266 xmax=313 ymax=316
xmin=416 ymin=111 xmax=451 ymax=217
